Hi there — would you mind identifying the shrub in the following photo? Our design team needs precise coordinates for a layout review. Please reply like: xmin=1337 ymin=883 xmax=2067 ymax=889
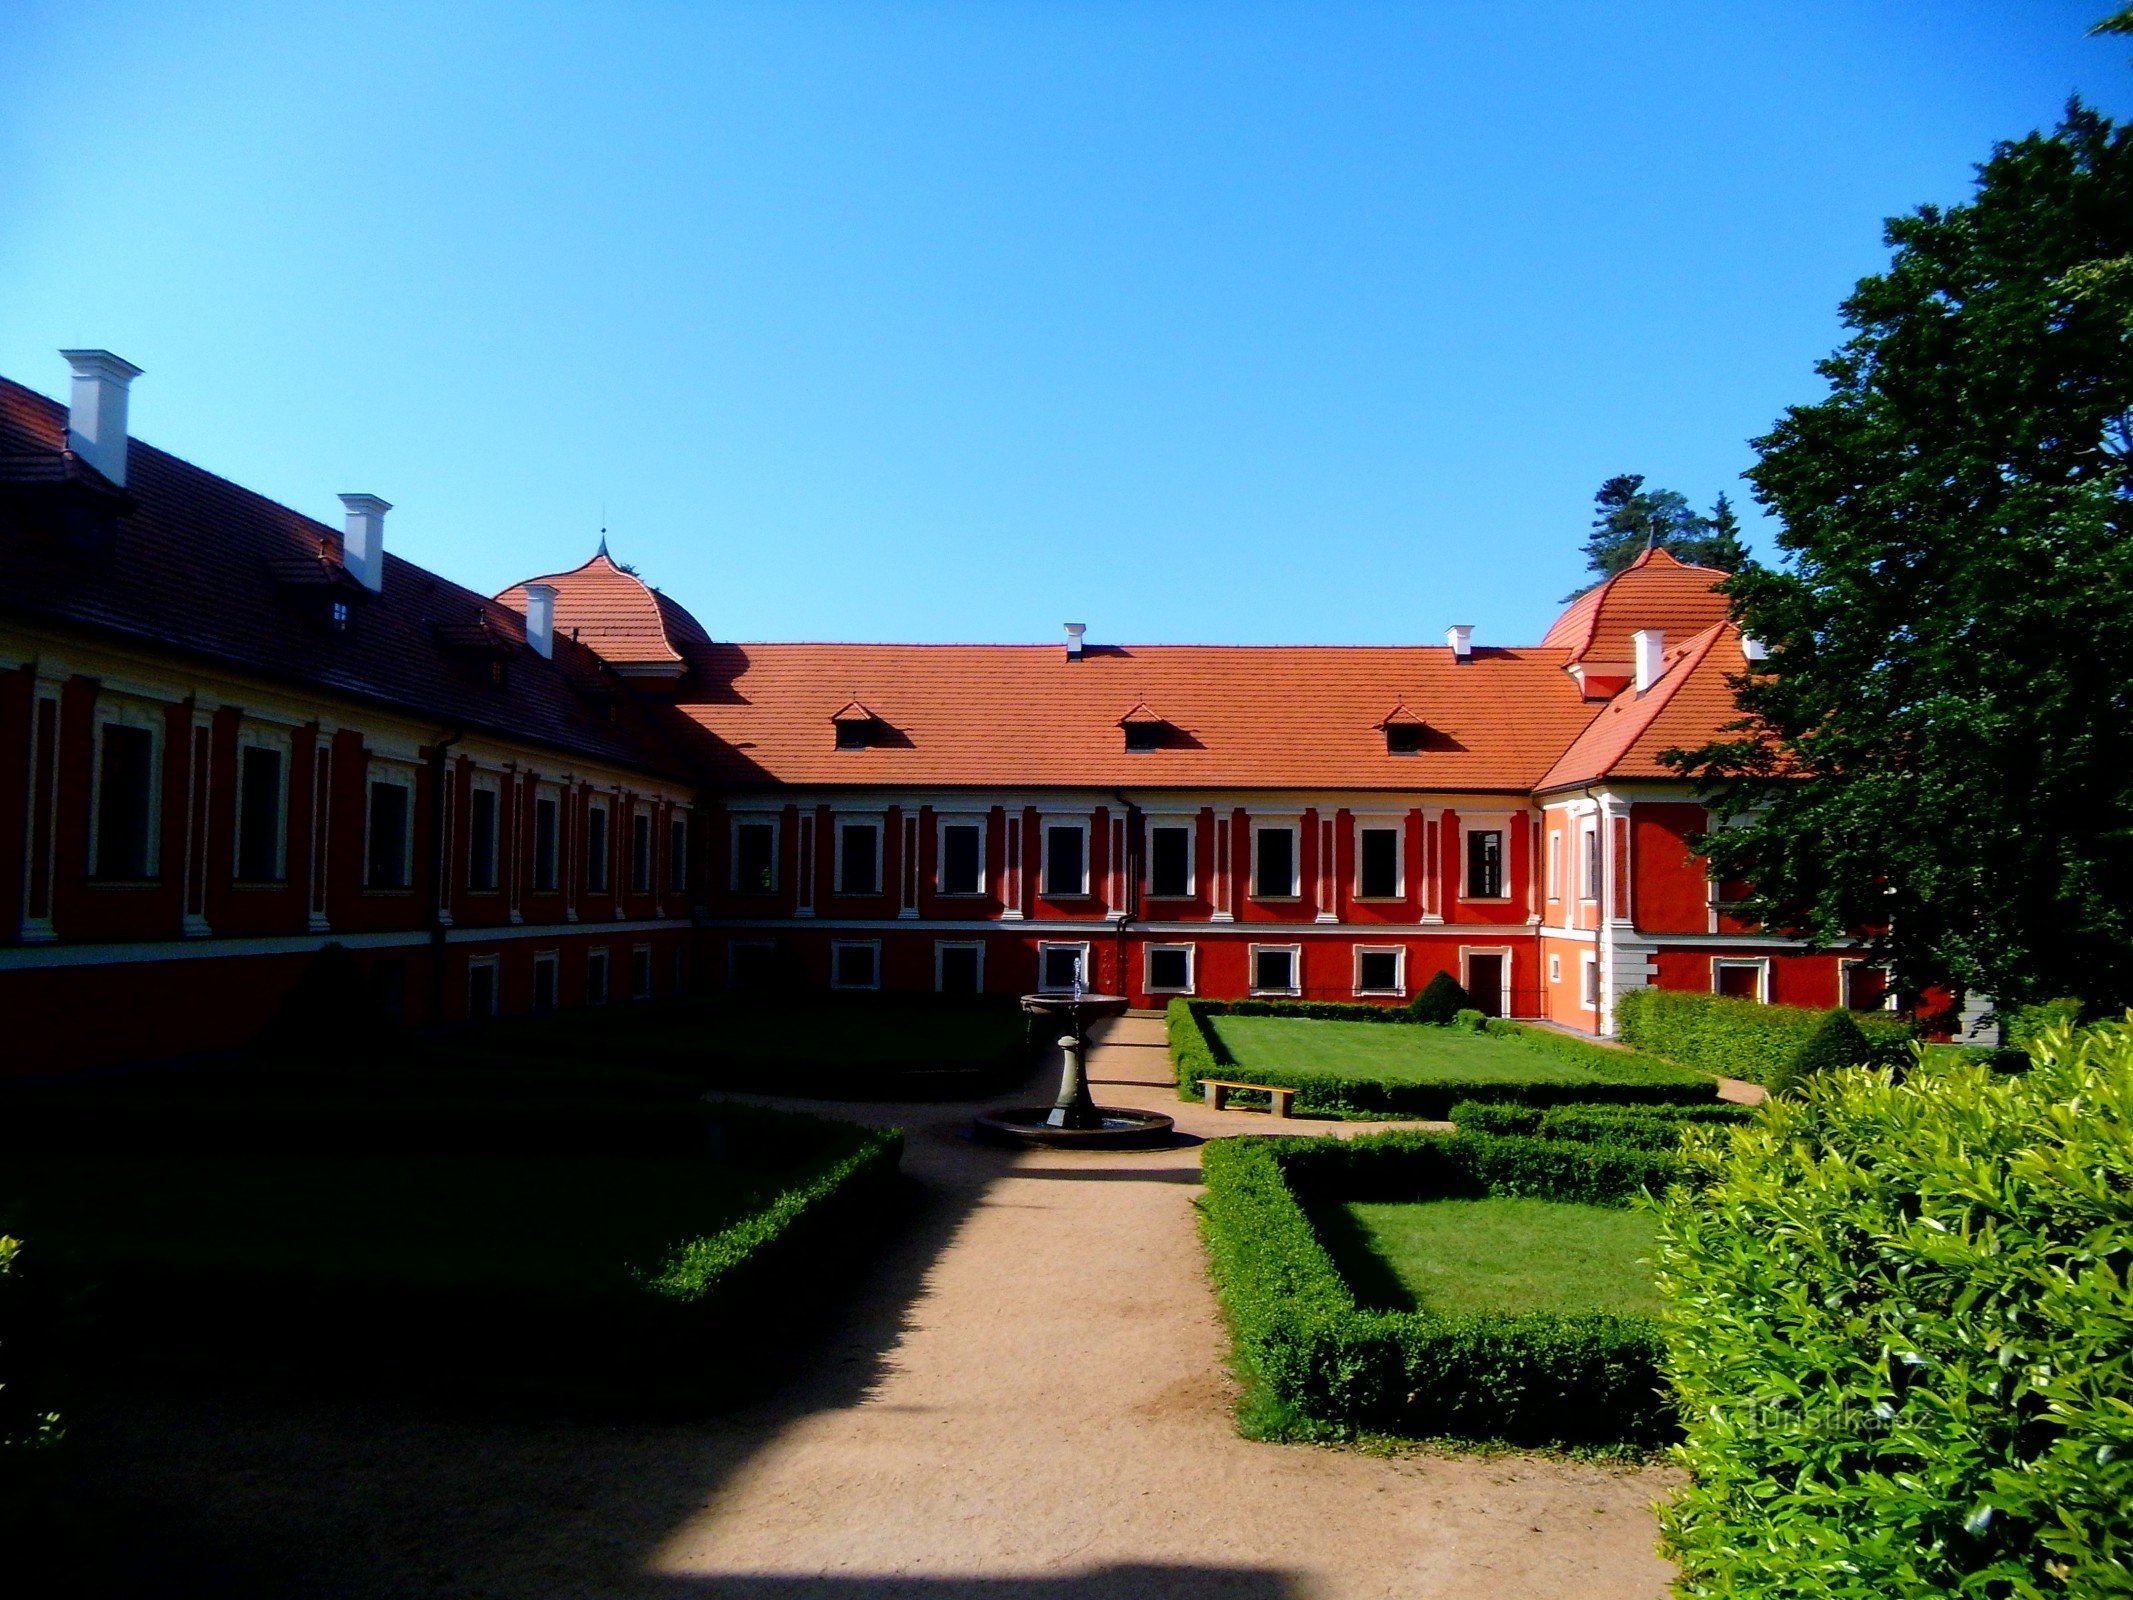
xmin=1452 ymin=1008 xmax=1486 ymax=1032
xmin=1652 ymin=1021 xmax=2133 ymax=1597
xmin=1614 ymin=988 xmax=1912 ymax=1085
xmin=1448 ymin=1100 xmax=1757 ymax=1150
xmin=1764 ymin=1006 xmax=1873 ymax=1096
xmin=1409 ymin=971 xmax=1473 ymax=1024
xmin=1200 ymin=1130 xmax=1679 ymax=1447
xmin=2001 ymin=996 xmax=2083 ymax=1050
xmin=1168 ymin=1000 xmax=1717 ymax=1118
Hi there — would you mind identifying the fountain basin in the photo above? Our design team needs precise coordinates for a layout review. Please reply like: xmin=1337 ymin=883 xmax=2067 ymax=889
xmin=972 ymin=1105 xmax=1177 ymax=1150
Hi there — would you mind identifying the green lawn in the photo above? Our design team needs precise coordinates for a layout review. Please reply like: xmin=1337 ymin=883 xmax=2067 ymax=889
xmin=1318 ymin=1197 xmax=1662 ymax=1317
xmin=1210 ymin=1015 xmax=1613 ymax=1085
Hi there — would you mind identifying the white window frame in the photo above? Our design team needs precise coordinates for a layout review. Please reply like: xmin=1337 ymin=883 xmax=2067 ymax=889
xmin=1547 ymin=828 xmax=1563 ymax=902
xmin=585 ymin=798 xmax=613 ymax=895
xmin=729 ymin=812 xmax=780 ymax=895
xmin=934 ymin=939 xmax=986 ymax=994
xmin=1040 ymin=819 xmax=1090 ymax=898
xmin=87 ymin=698 xmax=165 ymax=881
xmin=585 ymin=945 xmax=611 ymax=1005
xmin=1353 ymin=822 xmax=1404 ymax=900
xmin=1352 ymin=944 xmax=1406 ymax=998
xmin=1581 ymin=952 xmax=1600 ymax=1011
xmin=830 ymin=938 xmax=883 ymax=991
xmin=1582 ymin=822 xmax=1601 ymax=903
xmin=1036 ymin=940 xmax=1090 ymax=993
xmin=1460 ymin=819 xmax=1510 ymax=902
xmin=1548 ymin=953 xmax=1563 ymax=985
xmin=363 ymin=762 xmax=417 ymax=891
xmin=1249 ymin=942 xmax=1302 ymax=997
xmin=531 ymin=784 xmax=562 ymax=893
xmin=466 ymin=955 xmax=501 ymax=1018
xmin=464 ymin=771 xmax=502 ymax=893
xmin=231 ymin=725 xmax=292 ymax=885
xmin=1463 ymin=945 xmax=1516 ymax=1016
xmin=628 ymin=804 xmax=654 ymax=895
xmin=1841 ymin=958 xmax=1895 ymax=1013
xmin=936 ymin=815 xmax=988 ymax=897
xmin=531 ymin=949 xmax=560 ymax=1012
xmin=1144 ymin=942 xmax=1196 ymax=995
xmin=1250 ymin=821 xmax=1300 ymax=900
xmin=667 ymin=808 xmax=690 ymax=895
xmin=1713 ymin=957 xmax=1771 ymax=1004
xmin=630 ymin=941 xmax=654 ymax=1000
xmin=1144 ymin=818 xmax=1197 ymax=899
xmin=834 ymin=816 xmax=885 ymax=896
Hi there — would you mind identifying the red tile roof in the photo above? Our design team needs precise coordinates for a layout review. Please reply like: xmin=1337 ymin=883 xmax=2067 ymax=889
xmin=0 ymin=376 xmax=686 ymax=779
xmin=1536 ymin=622 xmax=1753 ymax=790
xmin=1540 ymin=547 xmax=1733 ymax=666
xmin=496 ymin=552 xmax=685 ymax=669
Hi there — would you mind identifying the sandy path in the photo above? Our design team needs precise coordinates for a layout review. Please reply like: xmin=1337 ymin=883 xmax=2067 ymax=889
xmin=647 ymin=1016 xmax=1678 ymax=1599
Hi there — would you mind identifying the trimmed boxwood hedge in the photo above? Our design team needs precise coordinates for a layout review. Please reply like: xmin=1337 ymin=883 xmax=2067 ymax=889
xmin=1652 ymin=1022 xmax=2133 ymax=1597
xmin=1168 ymin=998 xmax=1718 ymax=1118
xmin=1200 ymin=1128 xmax=1682 ymax=1446
xmin=1614 ymin=988 xmax=1913 ymax=1086
xmin=1449 ymin=1099 xmax=1756 ymax=1149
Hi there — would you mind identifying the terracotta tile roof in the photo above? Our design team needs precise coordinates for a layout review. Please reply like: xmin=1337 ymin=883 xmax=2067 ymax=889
xmin=496 ymin=551 xmax=685 ymax=669
xmin=1540 ymin=547 xmax=1733 ymax=665
xmin=1536 ymin=622 xmax=1752 ymax=790
xmin=0 ymin=375 xmax=686 ymax=779
xmin=648 ymin=640 xmax=1604 ymax=792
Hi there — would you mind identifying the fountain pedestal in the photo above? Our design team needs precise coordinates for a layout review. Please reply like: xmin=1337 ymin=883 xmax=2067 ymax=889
xmin=971 ymin=991 xmax=1177 ymax=1150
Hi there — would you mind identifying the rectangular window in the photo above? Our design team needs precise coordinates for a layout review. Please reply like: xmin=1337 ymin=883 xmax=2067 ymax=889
xmin=585 ymin=948 xmax=610 ymax=1005
xmin=532 ymin=794 xmax=559 ymax=892
xmin=1547 ymin=830 xmax=1562 ymax=901
xmin=1250 ymin=945 xmax=1300 ymax=996
xmin=831 ymin=940 xmax=881 ymax=990
xmin=630 ymin=811 xmax=652 ymax=893
xmin=630 ymin=944 xmax=653 ymax=999
xmin=92 ymin=721 xmax=157 ymax=881
xmin=1548 ymin=953 xmax=1563 ymax=985
xmin=366 ymin=777 xmax=411 ymax=889
xmin=1252 ymin=825 xmax=1297 ymax=898
xmin=467 ymin=958 xmax=499 ymax=1019
xmin=1465 ymin=829 xmax=1505 ymax=899
xmin=1843 ymin=961 xmax=1891 ymax=1013
xmin=532 ymin=952 xmax=559 ymax=1013
xmin=668 ymin=815 xmax=689 ymax=894
xmin=585 ymin=803 xmax=611 ymax=894
xmin=1714 ymin=959 xmax=1767 ymax=1002
xmin=466 ymin=785 xmax=499 ymax=891
xmin=1148 ymin=823 xmax=1193 ymax=898
xmin=837 ymin=819 xmax=881 ymax=895
xmin=1038 ymin=942 xmax=1087 ymax=993
xmin=1582 ymin=953 xmax=1600 ymax=1009
xmin=1146 ymin=944 xmax=1194 ymax=994
xmin=936 ymin=942 xmax=984 ymax=995
xmin=733 ymin=818 xmax=777 ymax=894
xmin=939 ymin=821 xmax=984 ymax=896
xmin=1355 ymin=948 xmax=1403 ymax=996
xmin=1583 ymin=823 xmax=1601 ymax=901
xmin=235 ymin=743 xmax=286 ymax=883
xmin=1356 ymin=826 xmax=1401 ymax=898
xmin=1042 ymin=822 xmax=1086 ymax=897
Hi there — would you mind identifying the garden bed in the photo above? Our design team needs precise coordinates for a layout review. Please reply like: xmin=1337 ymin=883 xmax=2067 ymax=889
xmin=1199 ymin=1127 xmax=1682 ymax=1447
xmin=1171 ymin=998 xmax=1716 ymax=1118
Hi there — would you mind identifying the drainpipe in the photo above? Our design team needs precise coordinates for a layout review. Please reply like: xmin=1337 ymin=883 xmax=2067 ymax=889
xmin=1111 ymin=790 xmax=1142 ymax=998
xmin=427 ymin=727 xmax=465 ymax=1023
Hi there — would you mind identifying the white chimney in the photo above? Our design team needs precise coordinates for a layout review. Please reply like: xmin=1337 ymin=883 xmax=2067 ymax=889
xmin=1446 ymin=624 xmax=1473 ymax=661
xmin=1633 ymin=628 xmax=1665 ymax=692
xmin=338 ymin=493 xmax=391 ymax=593
xmin=59 ymin=349 xmax=143 ymax=487
xmin=1064 ymin=622 xmax=1087 ymax=660
xmin=523 ymin=582 xmax=557 ymax=659
xmin=1741 ymin=637 xmax=1769 ymax=662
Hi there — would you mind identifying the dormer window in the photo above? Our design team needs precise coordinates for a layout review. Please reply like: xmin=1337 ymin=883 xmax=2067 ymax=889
xmin=831 ymin=700 xmax=877 ymax=751
xmin=1379 ymin=704 xmax=1427 ymax=754
xmin=330 ymin=599 xmax=350 ymax=632
xmin=1120 ymin=702 xmax=1167 ymax=753
xmin=836 ymin=721 xmax=869 ymax=750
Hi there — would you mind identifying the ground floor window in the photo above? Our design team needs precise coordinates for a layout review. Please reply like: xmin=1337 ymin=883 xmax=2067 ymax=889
xmin=1353 ymin=946 xmax=1404 ymax=997
xmin=466 ymin=956 xmax=499 ymax=1019
xmin=1713 ymin=957 xmax=1769 ymax=1003
xmin=936 ymin=941 xmax=984 ymax=994
xmin=532 ymin=951 xmax=559 ymax=1013
xmin=1250 ymin=944 xmax=1301 ymax=997
xmin=831 ymin=939 xmax=882 ymax=990
xmin=1038 ymin=942 xmax=1088 ymax=993
xmin=1842 ymin=959 xmax=1891 ymax=1012
xmin=1581 ymin=953 xmax=1599 ymax=1010
xmin=631 ymin=944 xmax=654 ymax=1000
xmin=586 ymin=947 xmax=610 ymax=1005
xmin=1548 ymin=953 xmax=1563 ymax=986
xmin=1145 ymin=944 xmax=1194 ymax=994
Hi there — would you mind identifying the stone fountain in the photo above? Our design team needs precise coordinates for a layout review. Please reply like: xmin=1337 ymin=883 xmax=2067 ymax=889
xmin=972 ymin=984 xmax=1177 ymax=1149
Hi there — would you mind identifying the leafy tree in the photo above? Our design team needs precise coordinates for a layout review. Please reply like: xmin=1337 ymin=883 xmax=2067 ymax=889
xmin=1671 ymin=106 xmax=2133 ymax=1012
xmin=1568 ymin=475 xmax=1747 ymax=597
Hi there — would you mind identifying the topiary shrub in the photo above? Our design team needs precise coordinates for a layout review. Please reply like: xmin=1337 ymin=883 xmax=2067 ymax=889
xmin=1408 ymin=971 xmax=1472 ymax=1024
xmin=1764 ymin=1006 xmax=1873 ymax=1096
xmin=1652 ymin=1020 xmax=2133 ymax=1597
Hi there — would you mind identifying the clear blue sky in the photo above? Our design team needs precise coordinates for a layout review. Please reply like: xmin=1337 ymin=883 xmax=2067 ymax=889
xmin=3 ymin=3 xmax=2127 ymax=647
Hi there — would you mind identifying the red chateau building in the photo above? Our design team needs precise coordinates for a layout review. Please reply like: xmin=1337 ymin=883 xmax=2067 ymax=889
xmin=0 ymin=353 xmax=1882 ymax=1075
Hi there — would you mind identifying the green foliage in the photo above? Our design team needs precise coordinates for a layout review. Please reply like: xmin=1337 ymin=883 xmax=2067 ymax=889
xmin=1652 ymin=1020 xmax=2133 ymax=1597
xmin=1615 ymin=988 xmax=1911 ymax=1085
xmin=1200 ymin=1130 xmax=1679 ymax=1447
xmin=2002 ymin=996 xmax=2084 ymax=1050
xmin=1670 ymin=106 xmax=2133 ymax=1012
xmin=1449 ymin=1099 xmax=1756 ymax=1150
xmin=1568 ymin=474 xmax=1748 ymax=597
xmin=1765 ymin=1006 xmax=1874 ymax=1096
xmin=1452 ymin=1007 xmax=1486 ymax=1032
xmin=0 ymin=1236 xmax=61 ymax=1465
xmin=1168 ymin=999 xmax=1717 ymax=1118
xmin=1408 ymin=970 xmax=1473 ymax=1024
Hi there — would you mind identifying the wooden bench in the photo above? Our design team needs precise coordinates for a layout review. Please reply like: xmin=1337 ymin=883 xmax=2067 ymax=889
xmin=1201 ymin=1078 xmax=1298 ymax=1119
